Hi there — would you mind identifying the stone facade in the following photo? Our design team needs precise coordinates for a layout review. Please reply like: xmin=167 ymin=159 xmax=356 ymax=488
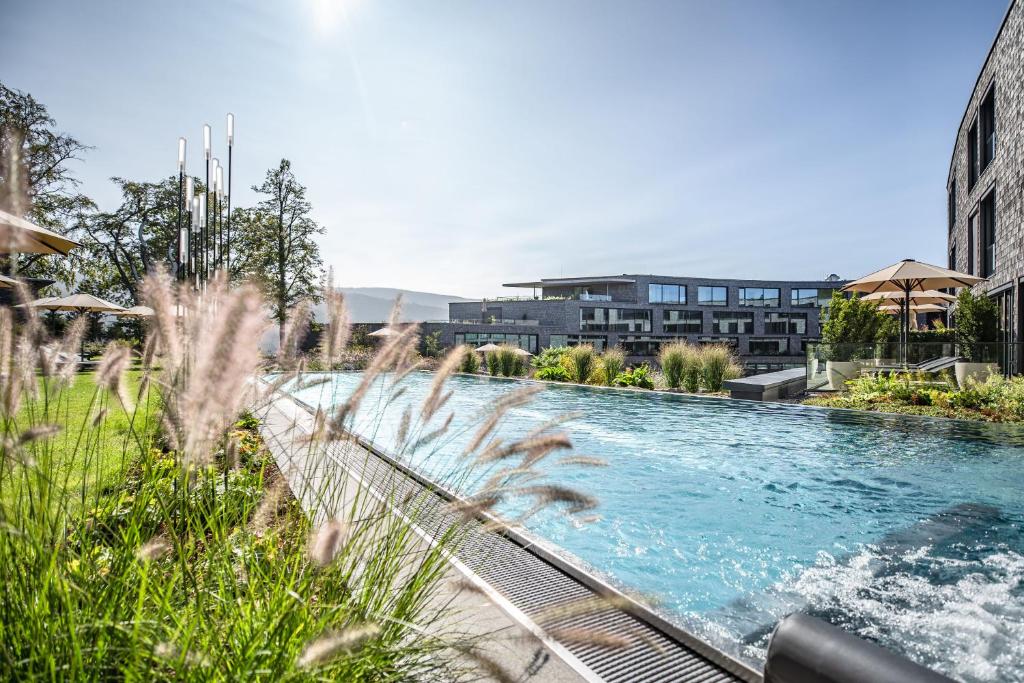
xmin=947 ymin=0 xmax=1024 ymax=367
xmin=428 ymin=274 xmax=848 ymax=369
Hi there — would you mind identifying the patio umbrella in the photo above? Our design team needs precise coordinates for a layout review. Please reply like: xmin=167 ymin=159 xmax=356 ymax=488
xmin=878 ymin=303 xmax=947 ymax=314
xmin=368 ymin=327 xmax=400 ymax=338
xmin=862 ymin=289 xmax=956 ymax=306
xmin=13 ymin=295 xmax=60 ymax=308
xmin=512 ymin=347 xmax=533 ymax=356
xmin=26 ymin=293 xmax=127 ymax=360
xmin=0 ymin=208 xmax=80 ymax=255
xmin=474 ymin=343 xmax=502 ymax=353
xmin=843 ymin=259 xmax=984 ymax=362
xmin=118 ymin=305 xmax=155 ymax=318
xmin=0 ymin=273 xmax=18 ymax=288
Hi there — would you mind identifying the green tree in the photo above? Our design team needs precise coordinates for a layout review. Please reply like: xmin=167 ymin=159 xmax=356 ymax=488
xmin=0 ymin=82 xmax=93 ymax=280
xmin=821 ymin=291 xmax=895 ymax=361
xmin=73 ymin=176 xmax=187 ymax=304
xmin=954 ymin=288 xmax=1000 ymax=361
xmin=232 ymin=160 xmax=324 ymax=342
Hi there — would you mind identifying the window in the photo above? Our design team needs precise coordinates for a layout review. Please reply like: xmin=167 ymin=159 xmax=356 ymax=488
xmin=748 ymin=338 xmax=789 ymax=356
xmin=968 ymin=211 xmax=977 ymax=275
xmin=565 ymin=335 xmax=606 ymax=352
xmin=580 ymin=308 xmax=651 ymax=332
xmin=697 ymin=336 xmax=738 ymax=348
xmin=968 ymin=119 xmax=979 ymax=190
xmin=949 ymin=244 xmax=957 ymax=275
xmin=697 ymin=286 xmax=727 ymax=306
xmin=791 ymin=289 xmax=818 ymax=307
xmin=454 ymin=332 xmax=538 ymax=353
xmin=981 ymin=189 xmax=996 ymax=277
xmin=980 ymin=85 xmax=996 ymax=171
xmin=663 ymin=310 xmax=702 ymax=333
xmin=648 ymin=283 xmax=684 ymax=304
xmin=738 ymin=287 xmax=780 ymax=307
xmin=764 ymin=312 xmax=807 ymax=335
xmin=948 ymin=179 xmax=957 ymax=234
xmin=619 ymin=337 xmax=662 ymax=356
xmin=817 ymin=289 xmax=837 ymax=308
xmin=712 ymin=312 xmax=754 ymax=334
xmin=548 ymin=334 xmax=568 ymax=348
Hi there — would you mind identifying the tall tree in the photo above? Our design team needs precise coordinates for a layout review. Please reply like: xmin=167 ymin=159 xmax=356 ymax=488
xmin=0 ymin=82 xmax=93 ymax=281
xmin=73 ymin=176 xmax=184 ymax=304
xmin=232 ymin=160 xmax=324 ymax=341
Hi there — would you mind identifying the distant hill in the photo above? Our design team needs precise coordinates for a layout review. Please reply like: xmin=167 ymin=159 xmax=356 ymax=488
xmin=316 ymin=287 xmax=473 ymax=323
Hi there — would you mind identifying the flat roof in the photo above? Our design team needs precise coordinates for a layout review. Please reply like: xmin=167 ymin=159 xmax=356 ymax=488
xmin=503 ymin=273 xmax=847 ymax=288
xmin=503 ymin=276 xmax=637 ymax=288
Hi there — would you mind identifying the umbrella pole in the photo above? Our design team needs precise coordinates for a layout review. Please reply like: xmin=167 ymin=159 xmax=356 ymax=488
xmin=903 ymin=284 xmax=911 ymax=366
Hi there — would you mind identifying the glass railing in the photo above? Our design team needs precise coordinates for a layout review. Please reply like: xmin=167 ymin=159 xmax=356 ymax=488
xmin=806 ymin=342 xmax=1021 ymax=391
xmin=449 ymin=318 xmax=540 ymax=326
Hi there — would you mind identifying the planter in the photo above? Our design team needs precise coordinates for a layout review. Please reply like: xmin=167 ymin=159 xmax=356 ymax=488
xmin=955 ymin=362 xmax=998 ymax=387
xmin=826 ymin=360 xmax=860 ymax=391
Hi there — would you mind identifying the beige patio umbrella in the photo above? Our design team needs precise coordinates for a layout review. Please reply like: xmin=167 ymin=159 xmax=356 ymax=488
xmin=14 ymin=295 xmax=60 ymax=308
xmin=368 ymin=327 xmax=400 ymax=338
xmin=0 ymin=273 xmax=19 ymax=288
xmin=0 ymin=208 xmax=80 ymax=255
xmin=512 ymin=347 xmax=533 ymax=356
xmin=862 ymin=289 xmax=956 ymax=306
xmin=119 ymin=305 xmax=155 ymax=318
xmin=878 ymin=303 xmax=947 ymax=314
xmin=843 ymin=259 xmax=984 ymax=362
xmin=27 ymin=294 xmax=127 ymax=359
xmin=474 ymin=343 xmax=502 ymax=353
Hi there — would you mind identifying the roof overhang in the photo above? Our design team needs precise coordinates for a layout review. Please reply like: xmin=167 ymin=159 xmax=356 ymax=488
xmin=503 ymin=276 xmax=637 ymax=288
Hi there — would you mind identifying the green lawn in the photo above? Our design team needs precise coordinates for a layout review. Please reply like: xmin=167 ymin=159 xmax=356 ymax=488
xmin=3 ymin=369 xmax=157 ymax=509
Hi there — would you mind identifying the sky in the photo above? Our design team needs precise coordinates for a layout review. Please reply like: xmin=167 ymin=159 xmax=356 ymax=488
xmin=0 ymin=0 xmax=1011 ymax=298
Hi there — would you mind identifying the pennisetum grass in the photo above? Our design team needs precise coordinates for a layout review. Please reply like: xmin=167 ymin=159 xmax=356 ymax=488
xmin=0 ymin=255 xmax=639 ymax=680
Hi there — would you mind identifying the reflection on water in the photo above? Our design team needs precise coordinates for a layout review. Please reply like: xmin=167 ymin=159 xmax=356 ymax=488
xmin=290 ymin=372 xmax=1024 ymax=683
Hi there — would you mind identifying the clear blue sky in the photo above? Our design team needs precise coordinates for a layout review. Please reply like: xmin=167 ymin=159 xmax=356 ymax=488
xmin=0 ymin=0 xmax=1010 ymax=297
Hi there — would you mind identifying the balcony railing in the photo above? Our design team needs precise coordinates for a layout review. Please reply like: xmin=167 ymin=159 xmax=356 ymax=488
xmin=486 ymin=293 xmax=629 ymax=303
xmin=805 ymin=342 xmax=1021 ymax=391
xmin=449 ymin=318 xmax=540 ymax=326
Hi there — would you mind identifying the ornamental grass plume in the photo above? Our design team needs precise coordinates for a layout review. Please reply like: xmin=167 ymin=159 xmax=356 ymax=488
xmin=143 ymin=269 xmax=268 ymax=468
xmin=296 ymin=624 xmax=381 ymax=668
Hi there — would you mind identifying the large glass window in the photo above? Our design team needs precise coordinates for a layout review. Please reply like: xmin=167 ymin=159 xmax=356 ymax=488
xmin=662 ymin=310 xmax=702 ymax=333
xmin=619 ymin=337 xmax=662 ymax=356
xmin=454 ymin=332 xmax=538 ymax=353
xmin=981 ymin=189 xmax=996 ymax=277
xmin=548 ymin=334 xmax=568 ymax=348
xmin=765 ymin=312 xmax=807 ymax=335
xmin=712 ymin=312 xmax=754 ymax=334
xmin=790 ymin=289 xmax=818 ymax=307
xmin=817 ymin=289 xmax=837 ymax=308
xmin=968 ymin=211 xmax=978 ymax=275
xmin=948 ymin=179 xmax=957 ymax=234
xmin=697 ymin=286 xmax=727 ymax=306
xmin=648 ymin=283 xmax=684 ymax=304
xmin=980 ymin=85 xmax=996 ymax=171
xmin=968 ymin=119 xmax=979 ymax=190
xmin=748 ymin=337 xmax=789 ymax=356
xmin=738 ymin=287 xmax=780 ymax=307
xmin=580 ymin=308 xmax=651 ymax=332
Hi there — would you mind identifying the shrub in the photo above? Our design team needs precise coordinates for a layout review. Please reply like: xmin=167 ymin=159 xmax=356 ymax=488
xmin=564 ymin=345 xmax=597 ymax=384
xmin=954 ymin=288 xmax=1000 ymax=362
xmin=659 ymin=342 xmax=687 ymax=389
xmin=597 ymin=347 xmax=625 ymax=387
xmin=491 ymin=345 xmax=525 ymax=377
xmin=535 ymin=365 xmax=570 ymax=382
xmin=681 ymin=346 xmax=702 ymax=393
xmin=459 ymin=345 xmax=480 ymax=373
xmin=613 ymin=363 xmax=655 ymax=389
xmin=699 ymin=344 xmax=741 ymax=392
xmin=486 ymin=350 xmax=500 ymax=376
xmin=821 ymin=291 xmax=895 ymax=361
xmin=533 ymin=346 xmax=569 ymax=372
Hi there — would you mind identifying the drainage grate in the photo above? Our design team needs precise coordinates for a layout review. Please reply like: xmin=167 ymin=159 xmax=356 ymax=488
xmin=315 ymin=434 xmax=760 ymax=683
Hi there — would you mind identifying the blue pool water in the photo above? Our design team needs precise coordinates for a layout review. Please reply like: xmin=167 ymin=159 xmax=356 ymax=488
xmin=290 ymin=372 xmax=1024 ymax=682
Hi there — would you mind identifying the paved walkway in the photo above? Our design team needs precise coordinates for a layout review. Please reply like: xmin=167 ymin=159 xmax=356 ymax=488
xmin=257 ymin=394 xmax=592 ymax=683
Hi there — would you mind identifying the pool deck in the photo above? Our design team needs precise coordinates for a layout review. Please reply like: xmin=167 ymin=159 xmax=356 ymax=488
xmin=258 ymin=390 xmax=760 ymax=683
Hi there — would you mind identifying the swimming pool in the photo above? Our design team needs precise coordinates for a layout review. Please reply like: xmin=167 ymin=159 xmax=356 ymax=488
xmin=289 ymin=372 xmax=1024 ymax=683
